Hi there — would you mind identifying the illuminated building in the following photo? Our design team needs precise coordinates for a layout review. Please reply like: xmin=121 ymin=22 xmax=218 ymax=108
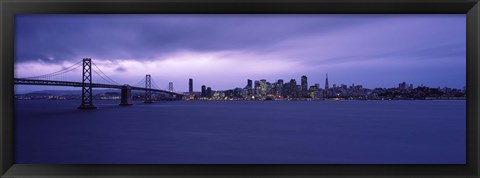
xmin=277 ymin=79 xmax=284 ymax=97
xmin=301 ymin=75 xmax=308 ymax=98
xmin=288 ymin=79 xmax=297 ymax=98
xmin=324 ymin=73 xmax=329 ymax=99
xmin=309 ymin=85 xmax=319 ymax=99
xmin=260 ymin=79 xmax=267 ymax=99
xmin=244 ymin=79 xmax=253 ymax=99
xmin=254 ymin=80 xmax=261 ymax=99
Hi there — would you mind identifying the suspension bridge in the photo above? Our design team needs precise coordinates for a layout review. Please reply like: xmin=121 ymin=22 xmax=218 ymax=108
xmin=14 ymin=58 xmax=183 ymax=109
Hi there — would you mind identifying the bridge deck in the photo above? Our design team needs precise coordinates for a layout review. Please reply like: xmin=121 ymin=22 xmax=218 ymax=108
xmin=14 ymin=78 xmax=182 ymax=96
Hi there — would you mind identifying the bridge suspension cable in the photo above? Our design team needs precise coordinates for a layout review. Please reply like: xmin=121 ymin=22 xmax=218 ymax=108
xmin=22 ymin=60 xmax=83 ymax=80
xmin=151 ymin=80 xmax=161 ymax=90
xmin=132 ymin=76 xmax=146 ymax=88
xmin=92 ymin=68 xmax=118 ymax=85
xmin=17 ymin=58 xmax=181 ymax=95
xmin=91 ymin=62 xmax=119 ymax=85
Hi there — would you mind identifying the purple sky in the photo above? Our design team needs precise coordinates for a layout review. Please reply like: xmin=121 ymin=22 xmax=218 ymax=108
xmin=14 ymin=14 xmax=466 ymax=93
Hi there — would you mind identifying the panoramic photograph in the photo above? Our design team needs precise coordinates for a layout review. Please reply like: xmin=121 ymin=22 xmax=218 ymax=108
xmin=14 ymin=14 xmax=465 ymax=164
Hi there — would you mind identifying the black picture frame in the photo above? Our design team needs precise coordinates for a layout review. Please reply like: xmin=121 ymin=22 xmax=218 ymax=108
xmin=1 ymin=0 xmax=479 ymax=177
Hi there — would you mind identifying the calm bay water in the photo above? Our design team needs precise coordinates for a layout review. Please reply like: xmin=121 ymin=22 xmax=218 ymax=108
xmin=14 ymin=100 xmax=466 ymax=164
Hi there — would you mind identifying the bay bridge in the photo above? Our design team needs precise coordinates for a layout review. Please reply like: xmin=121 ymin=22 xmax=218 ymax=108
xmin=14 ymin=58 xmax=184 ymax=109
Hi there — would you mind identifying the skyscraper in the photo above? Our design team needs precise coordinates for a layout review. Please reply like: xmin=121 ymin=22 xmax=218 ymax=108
xmin=399 ymin=82 xmax=407 ymax=90
xmin=289 ymin=79 xmax=297 ymax=98
xmin=201 ymin=85 xmax=206 ymax=97
xmin=245 ymin=79 xmax=253 ymax=99
xmin=278 ymin=79 xmax=284 ymax=85
xmin=301 ymin=75 xmax=308 ymax=98
xmin=309 ymin=85 xmax=318 ymax=99
xmin=254 ymin=80 xmax=261 ymax=99
xmin=189 ymin=78 xmax=193 ymax=95
xmin=277 ymin=79 xmax=284 ymax=97
xmin=260 ymin=79 xmax=267 ymax=98
xmin=206 ymin=87 xmax=212 ymax=98
xmin=324 ymin=73 xmax=329 ymax=99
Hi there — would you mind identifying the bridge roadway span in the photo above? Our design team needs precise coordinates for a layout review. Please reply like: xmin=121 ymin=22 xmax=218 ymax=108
xmin=14 ymin=78 xmax=181 ymax=95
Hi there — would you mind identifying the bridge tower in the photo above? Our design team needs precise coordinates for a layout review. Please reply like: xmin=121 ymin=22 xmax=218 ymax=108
xmin=169 ymin=82 xmax=174 ymax=92
xmin=119 ymin=85 xmax=133 ymax=106
xmin=78 ymin=58 xmax=97 ymax=109
xmin=144 ymin=74 xmax=153 ymax=103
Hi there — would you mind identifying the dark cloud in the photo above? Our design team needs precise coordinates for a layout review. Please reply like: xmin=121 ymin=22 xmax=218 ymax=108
xmin=14 ymin=14 xmax=466 ymax=90
xmin=306 ymin=43 xmax=466 ymax=66
xmin=14 ymin=14 xmax=382 ymax=63
xmin=115 ymin=67 xmax=127 ymax=72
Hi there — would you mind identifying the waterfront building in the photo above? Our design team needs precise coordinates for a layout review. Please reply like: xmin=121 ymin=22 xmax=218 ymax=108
xmin=254 ymin=80 xmax=261 ymax=99
xmin=409 ymin=84 xmax=414 ymax=90
xmin=301 ymin=75 xmax=308 ymax=98
xmin=324 ymin=73 xmax=329 ymax=99
xmin=206 ymin=87 xmax=212 ymax=98
xmin=277 ymin=79 xmax=284 ymax=97
xmin=234 ymin=88 xmax=244 ymax=99
xmin=201 ymin=85 xmax=206 ymax=97
xmin=189 ymin=78 xmax=193 ymax=95
xmin=266 ymin=81 xmax=273 ymax=96
xmin=225 ymin=89 xmax=234 ymax=99
xmin=244 ymin=79 xmax=253 ymax=99
xmin=399 ymin=82 xmax=407 ymax=90
xmin=276 ymin=82 xmax=283 ymax=97
xmin=260 ymin=79 xmax=268 ymax=99
xmin=296 ymin=85 xmax=302 ymax=98
xmin=288 ymin=79 xmax=297 ymax=98
xmin=332 ymin=84 xmax=339 ymax=97
xmin=213 ymin=91 xmax=220 ymax=99
xmin=309 ymin=85 xmax=319 ymax=99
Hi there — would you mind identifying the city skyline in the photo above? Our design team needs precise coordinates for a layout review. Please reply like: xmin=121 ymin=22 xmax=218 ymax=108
xmin=184 ymin=74 xmax=464 ymax=93
xmin=15 ymin=73 xmax=465 ymax=95
xmin=14 ymin=73 xmax=465 ymax=94
xmin=14 ymin=14 xmax=466 ymax=93
xmin=15 ymin=73 xmax=466 ymax=101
